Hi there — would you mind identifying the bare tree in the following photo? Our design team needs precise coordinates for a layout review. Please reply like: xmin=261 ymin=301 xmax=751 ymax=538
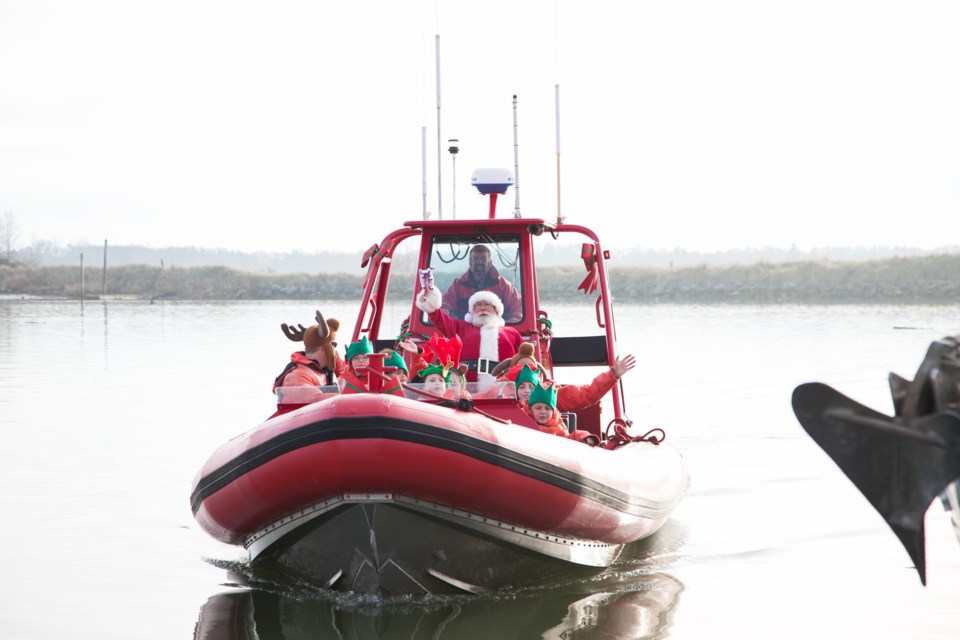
xmin=0 ymin=211 xmax=20 ymax=263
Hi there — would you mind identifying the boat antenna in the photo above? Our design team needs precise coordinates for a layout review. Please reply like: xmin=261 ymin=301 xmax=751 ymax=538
xmin=448 ymin=138 xmax=459 ymax=218
xmin=422 ymin=125 xmax=428 ymax=219
xmin=435 ymin=34 xmax=443 ymax=220
xmin=555 ymin=83 xmax=563 ymax=224
xmin=512 ymin=94 xmax=521 ymax=218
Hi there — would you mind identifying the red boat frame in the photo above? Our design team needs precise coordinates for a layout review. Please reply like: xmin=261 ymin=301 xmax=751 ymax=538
xmin=353 ymin=216 xmax=624 ymax=435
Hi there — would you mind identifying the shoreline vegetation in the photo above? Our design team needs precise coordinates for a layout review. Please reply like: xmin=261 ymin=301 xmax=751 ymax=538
xmin=3 ymin=254 xmax=960 ymax=304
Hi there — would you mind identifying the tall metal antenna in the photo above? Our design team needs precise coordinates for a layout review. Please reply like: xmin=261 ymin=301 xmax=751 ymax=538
xmin=421 ymin=125 xmax=428 ymax=219
xmin=435 ymin=35 xmax=443 ymax=220
xmin=555 ymin=84 xmax=563 ymax=224
xmin=512 ymin=94 xmax=521 ymax=218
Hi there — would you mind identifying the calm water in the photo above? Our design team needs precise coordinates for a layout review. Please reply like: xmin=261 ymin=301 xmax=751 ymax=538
xmin=1 ymin=299 xmax=958 ymax=639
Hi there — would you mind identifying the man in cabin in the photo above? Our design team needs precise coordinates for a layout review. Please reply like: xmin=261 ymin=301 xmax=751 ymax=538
xmin=441 ymin=244 xmax=523 ymax=323
xmin=416 ymin=284 xmax=522 ymax=383
xmin=273 ymin=311 xmax=345 ymax=391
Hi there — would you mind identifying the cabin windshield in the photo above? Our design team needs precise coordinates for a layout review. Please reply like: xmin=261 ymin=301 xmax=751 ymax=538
xmin=423 ymin=233 xmax=524 ymax=325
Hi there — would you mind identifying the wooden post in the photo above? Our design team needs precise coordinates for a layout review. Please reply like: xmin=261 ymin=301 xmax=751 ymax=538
xmin=80 ymin=252 xmax=85 ymax=301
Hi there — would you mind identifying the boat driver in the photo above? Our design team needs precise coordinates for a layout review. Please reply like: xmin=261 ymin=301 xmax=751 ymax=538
xmin=441 ymin=245 xmax=523 ymax=323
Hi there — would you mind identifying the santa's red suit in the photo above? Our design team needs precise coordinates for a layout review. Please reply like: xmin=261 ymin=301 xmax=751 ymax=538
xmin=417 ymin=287 xmax=521 ymax=382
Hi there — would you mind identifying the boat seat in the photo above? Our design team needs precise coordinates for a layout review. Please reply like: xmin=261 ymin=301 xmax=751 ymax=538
xmin=561 ymin=412 xmax=577 ymax=434
xmin=550 ymin=336 xmax=609 ymax=367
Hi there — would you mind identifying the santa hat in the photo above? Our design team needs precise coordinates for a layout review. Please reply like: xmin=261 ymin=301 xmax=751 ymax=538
xmin=464 ymin=291 xmax=505 ymax=325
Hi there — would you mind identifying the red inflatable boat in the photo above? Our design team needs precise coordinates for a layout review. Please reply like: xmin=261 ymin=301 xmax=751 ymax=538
xmin=190 ymin=178 xmax=689 ymax=596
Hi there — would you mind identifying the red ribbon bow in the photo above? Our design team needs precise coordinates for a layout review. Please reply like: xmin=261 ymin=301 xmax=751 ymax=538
xmin=361 ymin=244 xmax=380 ymax=269
xmin=577 ymin=243 xmax=599 ymax=295
xmin=422 ymin=334 xmax=463 ymax=370
xmin=360 ymin=240 xmax=394 ymax=289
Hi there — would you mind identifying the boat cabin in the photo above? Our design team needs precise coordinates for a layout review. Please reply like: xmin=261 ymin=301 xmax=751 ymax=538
xmin=346 ymin=207 xmax=626 ymax=437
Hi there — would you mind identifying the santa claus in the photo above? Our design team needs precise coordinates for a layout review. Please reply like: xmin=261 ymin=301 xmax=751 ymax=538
xmin=416 ymin=285 xmax=521 ymax=385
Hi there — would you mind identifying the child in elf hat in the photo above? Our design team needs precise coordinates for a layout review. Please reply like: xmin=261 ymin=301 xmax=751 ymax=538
xmin=523 ymin=381 xmax=567 ymax=436
xmin=514 ymin=364 xmax=541 ymax=405
xmin=492 ymin=342 xmax=638 ymax=415
xmin=488 ymin=343 xmax=546 ymax=399
xmin=419 ymin=364 xmax=448 ymax=398
xmin=445 ymin=364 xmax=471 ymax=399
xmin=415 ymin=333 xmax=472 ymax=399
xmin=382 ymin=349 xmax=410 ymax=384
xmin=522 ymin=380 xmax=601 ymax=446
xmin=382 ymin=349 xmax=416 ymax=398
xmin=339 ymin=336 xmax=404 ymax=396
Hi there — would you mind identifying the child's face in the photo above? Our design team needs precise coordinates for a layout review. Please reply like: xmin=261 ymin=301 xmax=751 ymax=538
xmin=530 ymin=402 xmax=554 ymax=425
xmin=396 ymin=370 xmax=409 ymax=383
xmin=448 ymin=373 xmax=463 ymax=395
xmin=351 ymin=354 xmax=369 ymax=371
xmin=423 ymin=373 xmax=446 ymax=395
xmin=517 ymin=381 xmax=535 ymax=403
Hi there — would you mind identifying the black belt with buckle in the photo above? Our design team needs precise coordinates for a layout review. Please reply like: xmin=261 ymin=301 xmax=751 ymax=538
xmin=461 ymin=358 xmax=500 ymax=375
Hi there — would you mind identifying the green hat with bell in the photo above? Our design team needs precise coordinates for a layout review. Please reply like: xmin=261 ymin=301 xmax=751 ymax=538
xmin=527 ymin=381 xmax=558 ymax=409
xmin=345 ymin=335 xmax=373 ymax=362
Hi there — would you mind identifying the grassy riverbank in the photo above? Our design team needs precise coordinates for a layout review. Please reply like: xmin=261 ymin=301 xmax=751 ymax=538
xmin=2 ymin=254 xmax=960 ymax=304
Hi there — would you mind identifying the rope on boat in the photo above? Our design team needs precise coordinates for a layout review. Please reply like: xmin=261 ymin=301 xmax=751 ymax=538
xmin=366 ymin=368 xmax=511 ymax=424
xmin=602 ymin=418 xmax=666 ymax=450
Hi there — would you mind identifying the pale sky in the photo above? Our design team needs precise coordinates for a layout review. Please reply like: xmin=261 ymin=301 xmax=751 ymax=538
xmin=2 ymin=1 xmax=958 ymax=255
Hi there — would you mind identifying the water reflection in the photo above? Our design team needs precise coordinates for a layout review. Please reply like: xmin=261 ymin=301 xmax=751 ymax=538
xmin=194 ymin=573 xmax=683 ymax=640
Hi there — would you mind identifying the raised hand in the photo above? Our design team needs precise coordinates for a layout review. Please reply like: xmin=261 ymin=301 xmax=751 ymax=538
xmin=611 ymin=354 xmax=637 ymax=379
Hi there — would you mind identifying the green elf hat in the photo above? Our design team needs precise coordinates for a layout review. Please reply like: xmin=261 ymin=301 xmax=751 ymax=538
xmin=345 ymin=335 xmax=374 ymax=362
xmin=385 ymin=350 xmax=408 ymax=373
xmin=528 ymin=381 xmax=558 ymax=410
xmin=514 ymin=363 xmax=541 ymax=390
xmin=419 ymin=362 xmax=451 ymax=382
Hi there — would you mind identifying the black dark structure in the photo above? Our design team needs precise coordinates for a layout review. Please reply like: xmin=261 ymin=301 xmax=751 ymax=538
xmin=792 ymin=335 xmax=960 ymax=585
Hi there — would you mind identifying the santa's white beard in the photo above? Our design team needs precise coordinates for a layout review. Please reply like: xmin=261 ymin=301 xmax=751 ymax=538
xmin=474 ymin=313 xmax=501 ymax=362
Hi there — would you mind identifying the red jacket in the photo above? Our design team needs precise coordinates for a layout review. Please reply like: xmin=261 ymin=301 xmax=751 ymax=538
xmin=555 ymin=369 xmax=619 ymax=412
xmin=339 ymin=369 xmax=405 ymax=397
xmin=440 ymin=265 xmax=523 ymax=323
xmin=520 ymin=403 xmax=568 ymax=436
xmin=520 ymin=402 xmax=599 ymax=445
xmin=273 ymin=351 xmax=346 ymax=392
